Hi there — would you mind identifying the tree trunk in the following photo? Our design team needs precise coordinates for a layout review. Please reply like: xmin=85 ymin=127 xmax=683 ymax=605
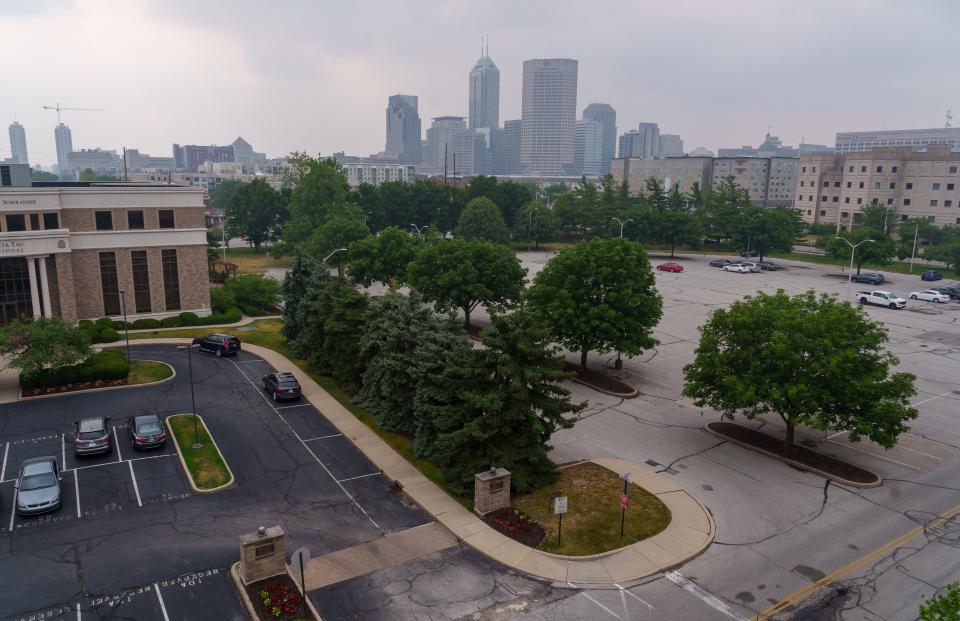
xmin=337 ymin=264 xmax=344 ymax=281
xmin=580 ymin=348 xmax=588 ymax=369
xmin=784 ymin=422 xmax=795 ymax=451
xmin=254 ymin=241 xmax=261 ymax=252
xmin=670 ymin=242 xmax=676 ymax=258
xmin=463 ymin=307 xmax=472 ymax=329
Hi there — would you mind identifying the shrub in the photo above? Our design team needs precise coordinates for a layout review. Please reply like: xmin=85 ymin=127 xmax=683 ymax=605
xmin=111 ymin=321 xmax=127 ymax=330
xmin=222 ymin=273 xmax=280 ymax=312
xmin=58 ymin=367 xmax=78 ymax=386
xmin=179 ymin=312 xmax=200 ymax=326
xmin=82 ymin=326 xmax=101 ymax=344
xmin=98 ymin=327 xmax=120 ymax=342
xmin=206 ymin=307 xmax=242 ymax=325
xmin=94 ymin=317 xmax=114 ymax=329
xmin=78 ymin=320 xmax=94 ymax=329
xmin=132 ymin=318 xmax=161 ymax=330
xmin=239 ymin=303 xmax=260 ymax=317
xmin=210 ymin=287 xmax=236 ymax=313
xmin=160 ymin=316 xmax=183 ymax=328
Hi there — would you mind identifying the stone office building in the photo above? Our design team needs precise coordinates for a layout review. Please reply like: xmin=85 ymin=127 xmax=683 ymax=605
xmin=0 ymin=163 xmax=210 ymax=324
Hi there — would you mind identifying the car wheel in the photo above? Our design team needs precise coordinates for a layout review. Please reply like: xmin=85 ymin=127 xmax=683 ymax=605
xmin=858 ymin=298 xmax=866 ymax=305
xmin=889 ymin=303 xmax=897 ymax=309
xmin=936 ymin=298 xmax=943 ymax=303
xmin=262 ymin=381 xmax=268 ymax=391
xmin=215 ymin=349 xmax=223 ymax=358
xmin=910 ymin=295 xmax=917 ymax=299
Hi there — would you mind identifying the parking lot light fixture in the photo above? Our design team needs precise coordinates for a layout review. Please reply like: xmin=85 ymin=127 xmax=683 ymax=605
xmin=833 ymin=236 xmax=875 ymax=299
xmin=177 ymin=343 xmax=203 ymax=449
xmin=410 ymin=223 xmax=428 ymax=238
xmin=118 ymin=289 xmax=130 ymax=363
xmin=610 ymin=217 xmax=633 ymax=239
xmin=322 ymin=248 xmax=348 ymax=264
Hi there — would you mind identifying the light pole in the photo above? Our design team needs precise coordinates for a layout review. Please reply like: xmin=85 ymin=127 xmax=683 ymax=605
xmin=118 ymin=289 xmax=130 ymax=363
xmin=322 ymin=247 xmax=348 ymax=280
xmin=909 ymin=223 xmax=919 ymax=273
xmin=410 ymin=223 xmax=428 ymax=238
xmin=611 ymin=217 xmax=633 ymax=238
xmin=528 ymin=208 xmax=535 ymax=252
xmin=176 ymin=344 xmax=202 ymax=449
xmin=833 ymin=236 xmax=875 ymax=300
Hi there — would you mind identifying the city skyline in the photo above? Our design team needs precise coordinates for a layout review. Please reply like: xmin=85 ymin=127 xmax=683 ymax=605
xmin=1 ymin=0 xmax=957 ymax=166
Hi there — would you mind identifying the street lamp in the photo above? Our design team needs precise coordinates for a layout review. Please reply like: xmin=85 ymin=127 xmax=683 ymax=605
xmin=117 ymin=289 xmax=130 ymax=363
xmin=322 ymin=248 xmax=348 ymax=264
xmin=528 ymin=208 xmax=535 ymax=252
xmin=410 ymin=223 xmax=429 ymax=238
xmin=176 ymin=344 xmax=202 ymax=449
xmin=611 ymin=217 xmax=633 ymax=239
xmin=833 ymin=236 xmax=875 ymax=299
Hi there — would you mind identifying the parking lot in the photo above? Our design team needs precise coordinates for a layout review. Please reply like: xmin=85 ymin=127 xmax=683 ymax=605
xmin=0 ymin=343 xmax=430 ymax=620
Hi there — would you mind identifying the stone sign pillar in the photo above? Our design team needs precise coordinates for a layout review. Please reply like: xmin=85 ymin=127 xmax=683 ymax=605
xmin=474 ymin=467 xmax=511 ymax=516
xmin=239 ymin=525 xmax=286 ymax=585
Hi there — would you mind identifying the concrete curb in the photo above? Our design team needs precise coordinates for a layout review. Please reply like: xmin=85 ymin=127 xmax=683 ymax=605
xmin=166 ymin=413 xmax=236 ymax=494
xmin=704 ymin=423 xmax=882 ymax=489
xmin=15 ymin=359 xmax=176 ymax=402
xmin=568 ymin=374 xmax=639 ymax=399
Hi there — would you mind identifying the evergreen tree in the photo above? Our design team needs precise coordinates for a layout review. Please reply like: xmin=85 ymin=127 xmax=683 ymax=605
xmin=320 ymin=281 xmax=368 ymax=389
xmin=282 ymin=253 xmax=324 ymax=340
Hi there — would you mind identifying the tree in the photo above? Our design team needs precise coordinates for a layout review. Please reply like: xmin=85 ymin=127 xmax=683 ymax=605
xmin=856 ymin=203 xmax=897 ymax=234
xmin=281 ymin=253 xmax=322 ymax=341
xmin=347 ymin=226 xmax=420 ymax=289
xmin=683 ymin=290 xmax=917 ymax=450
xmin=513 ymin=202 xmax=561 ymax=249
xmin=277 ymin=153 xmax=352 ymax=255
xmin=821 ymin=228 xmax=897 ymax=274
xmin=525 ymin=238 xmax=663 ymax=368
xmin=0 ymin=318 xmax=93 ymax=376
xmin=307 ymin=204 xmax=371 ymax=279
xmin=222 ymin=272 xmax=281 ymax=313
xmin=211 ymin=180 xmax=244 ymax=214
xmin=206 ymin=229 xmax=223 ymax=262
xmin=421 ymin=311 xmax=583 ymax=494
xmin=729 ymin=206 xmax=803 ymax=262
xmin=30 ymin=169 xmax=59 ymax=182
xmin=919 ymin=582 xmax=960 ymax=621
xmin=78 ymin=168 xmax=118 ymax=182
xmin=225 ymin=179 xmax=285 ymax=251
xmin=454 ymin=197 xmax=509 ymax=244
xmin=407 ymin=239 xmax=526 ymax=328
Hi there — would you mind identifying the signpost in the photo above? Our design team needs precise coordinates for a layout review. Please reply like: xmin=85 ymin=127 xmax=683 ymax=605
xmin=619 ymin=472 xmax=631 ymax=538
xmin=290 ymin=546 xmax=311 ymax=617
xmin=551 ymin=492 xmax=568 ymax=546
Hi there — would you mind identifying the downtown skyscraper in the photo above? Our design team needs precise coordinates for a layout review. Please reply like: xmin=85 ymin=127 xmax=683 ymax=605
xmin=468 ymin=48 xmax=500 ymax=131
xmin=8 ymin=122 xmax=28 ymax=165
xmin=582 ymin=103 xmax=616 ymax=176
xmin=54 ymin=122 xmax=73 ymax=177
xmin=520 ymin=59 xmax=578 ymax=176
xmin=385 ymin=94 xmax=421 ymax=165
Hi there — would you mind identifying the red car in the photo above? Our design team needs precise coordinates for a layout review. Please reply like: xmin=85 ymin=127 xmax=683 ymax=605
xmin=656 ymin=262 xmax=684 ymax=273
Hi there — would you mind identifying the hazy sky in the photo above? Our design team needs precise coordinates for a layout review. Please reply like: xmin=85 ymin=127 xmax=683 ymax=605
xmin=3 ymin=0 xmax=957 ymax=167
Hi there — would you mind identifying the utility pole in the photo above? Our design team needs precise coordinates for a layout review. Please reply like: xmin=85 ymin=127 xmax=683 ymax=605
xmin=122 ymin=147 xmax=128 ymax=182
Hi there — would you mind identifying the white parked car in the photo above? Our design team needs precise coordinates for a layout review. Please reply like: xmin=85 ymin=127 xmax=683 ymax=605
xmin=909 ymin=289 xmax=950 ymax=303
xmin=722 ymin=263 xmax=751 ymax=273
xmin=740 ymin=262 xmax=761 ymax=273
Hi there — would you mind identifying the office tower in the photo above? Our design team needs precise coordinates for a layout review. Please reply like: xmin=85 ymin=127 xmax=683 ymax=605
xmin=520 ymin=58 xmax=579 ymax=175
xmin=425 ymin=116 xmax=468 ymax=172
xmin=496 ymin=119 xmax=522 ymax=175
xmin=618 ymin=122 xmax=660 ymax=159
xmin=8 ymin=122 xmax=28 ymax=165
xmin=575 ymin=119 xmax=603 ymax=177
xmin=172 ymin=144 xmax=236 ymax=172
xmin=659 ymin=134 xmax=684 ymax=157
xmin=469 ymin=49 xmax=500 ymax=130
xmin=385 ymin=94 xmax=422 ymax=165
xmin=582 ymin=103 xmax=616 ymax=175
xmin=54 ymin=123 xmax=73 ymax=178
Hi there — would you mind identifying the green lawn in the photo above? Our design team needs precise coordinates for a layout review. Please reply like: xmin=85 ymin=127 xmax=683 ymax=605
xmin=218 ymin=245 xmax=293 ymax=273
xmin=513 ymin=462 xmax=671 ymax=556
xmin=167 ymin=414 xmax=233 ymax=490
xmin=127 ymin=359 xmax=173 ymax=384
xmin=766 ymin=251 xmax=951 ymax=277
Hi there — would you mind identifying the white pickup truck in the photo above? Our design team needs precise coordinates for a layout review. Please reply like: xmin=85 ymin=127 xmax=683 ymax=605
xmin=856 ymin=290 xmax=907 ymax=309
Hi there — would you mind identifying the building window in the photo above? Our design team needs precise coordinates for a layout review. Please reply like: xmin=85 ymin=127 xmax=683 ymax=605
xmin=857 ymin=198 xmax=863 ymax=205
xmin=807 ymin=210 xmax=812 ymax=215
xmin=872 ymin=198 xmax=878 ymax=205
xmin=161 ymin=249 xmax=181 ymax=311
xmin=904 ymin=199 xmax=911 ymax=206
xmin=29 ymin=214 xmax=40 ymax=230
xmin=834 ymin=181 xmax=841 ymax=188
xmin=949 ymin=184 xmax=956 ymax=191
xmin=887 ymin=198 xmax=894 ymax=205
xmin=950 ymin=166 xmax=958 ymax=174
xmin=823 ymin=181 xmax=829 ymax=188
xmin=799 ymin=181 xmax=804 ymax=187
xmin=99 ymin=252 xmax=121 ymax=316
xmin=158 ymin=210 xmax=175 ymax=229
xmin=933 ymin=183 xmax=941 ymax=191
xmin=876 ymin=166 xmax=883 ymax=173
xmin=95 ymin=211 xmax=113 ymax=231
xmin=848 ymin=166 xmax=853 ymax=173
xmin=889 ymin=182 xmax=896 ymax=189
xmin=820 ymin=210 xmax=826 ymax=216
xmin=801 ymin=166 xmax=806 ymax=173
xmin=846 ymin=182 xmax=852 ymax=188
xmin=901 ymin=215 xmax=909 ymax=222
xmin=874 ymin=182 xmax=881 ymax=189
xmin=946 ymin=200 xmax=954 ymax=208
xmin=808 ymin=196 xmax=813 ymax=201
xmin=861 ymin=166 xmax=867 ymax=172
xmin=906 ymin=182 xmax=913 ymax=190
xmin=821 ymin=196 xmax=827 ymax=202
xmin=130 ymin=251 xmax=151 ymax=313
xmin=43 ymin=213 xmax=59 ymax=229
xmin=892 ymin=166 xmax=898 ymax=173
xmin=832 ymin=196 xmax=839 ymax=202
xmin=127 ymin=210 xmax=145 ymax=230
xmin=859 ymin=182 xmax=865 ymax=188
xmin=931 ymin=200 xmax=939 ymax=207
xmin=844 ymin=197 xmax=850 ymax=204
xmin=841 ymin=211 xmax=849 ymax=218
xmin=928 ymin=216 xmax=936 ymax=223
xmin=4 ymin=214 xmax=26 ymax=232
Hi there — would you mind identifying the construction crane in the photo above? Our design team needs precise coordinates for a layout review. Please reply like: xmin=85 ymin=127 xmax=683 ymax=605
xmin=42 ymin=102 xmax=102 ymax=124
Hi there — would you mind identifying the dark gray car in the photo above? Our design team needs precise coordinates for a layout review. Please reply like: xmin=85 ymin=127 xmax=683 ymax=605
xmin=127 ymin=414 xmax=167 ymax=450
xmin=16 ymin=456 xmax=62 ymax=516
xmin=73 ymin=416 xmax=112 ymax=456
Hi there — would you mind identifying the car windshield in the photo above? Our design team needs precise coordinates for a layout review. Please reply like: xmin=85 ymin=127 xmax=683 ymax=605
xmin=137 ymin=420 xmax=162 ymax=434
xmin=20 ymin=472 xmax=57 ymax=491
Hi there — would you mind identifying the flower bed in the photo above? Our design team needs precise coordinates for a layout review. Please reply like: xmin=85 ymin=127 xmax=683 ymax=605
xmin=482 ymin=507 xmax=546 ymax=548
xmin=22 ymin=377 xmax=128 ymax=397
xmin=243 ymin=574 xmax=315 ymax=621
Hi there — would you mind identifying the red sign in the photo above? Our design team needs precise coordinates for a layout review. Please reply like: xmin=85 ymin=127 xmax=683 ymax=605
xmin=620 ymin=493 xmax=629 ymax=509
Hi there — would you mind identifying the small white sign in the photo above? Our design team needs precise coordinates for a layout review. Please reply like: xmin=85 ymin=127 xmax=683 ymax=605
xmin=553 ymin=495 xmax=568 ymax=515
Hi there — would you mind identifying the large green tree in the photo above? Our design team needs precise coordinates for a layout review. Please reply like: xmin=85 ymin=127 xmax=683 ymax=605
xmin=513 ymin=201 xmax=561 ymax=249
xmin=820 ymin=228 xmax=897 ymax=274
xmin=0 ymin=318 xmax=93 ymax=375
xmin=281 ymin=254 xmax=322 ymax=340
xmin=211 ymin=179 xmax=244 ymax=214
xmin=225 ymin=178 xmax=285 ymax=251
xmin=421 ymin=311 xmax=583 ymax=494
xmin=729 ymin=205 xmax=803 ymax=262
xmin=307 ymin=204 xmax=371 ymax=279
xmin=277 ymin=153 xmax=352 ymax=255
xmin=920 ymin=582 xmax=960 ymax=621
xmin=683 ymin=290 xmax=917 ymax=449
xmin=407 ymin=239 xmax=526 ymax=328
xmin=526 ymin=238 xmax=663 ymax=368
xmin=454 ymin=197 xmax=510 ymax=244
xmin=347 ymin=226 xmax=420 ymax=288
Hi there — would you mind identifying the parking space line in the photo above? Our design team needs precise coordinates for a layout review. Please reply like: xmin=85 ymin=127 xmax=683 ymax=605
xmin=76 ymin=602 xmax=80 ymax=620
xmin=227 ymin=358 xmax=385 ymax=535
xmin=275 ymin=403 xmax=312 ymax=409
xmin=7 ymin=489 xmax=15 ymax=532
xmin=0 ymin=441 xmax=8 ymax=482
xmin=67 ymin=452 xmax=175 ymax=473
xmin=61 ymin=433 xmax=66 ymax=470
xmin=825 ymin=439 xmax=920 ymax=469
xmin=154 ymin=583 xmax=170 ymax=621
xmin=567 ymin=582 xmax=621 ymax=619
xmin=74 ymin=470 xmax=80 ymax=518
xmin=665 ymin=571 xmax=748 ymax=621
xmin=303 ymin=433 xmax=343 ymax=442
xmin=113 ymin=426 xmax=123 ymax=462
xmin=912 ymin=391 xmax=953 ymax=407
xmin=614 ymin=583 xmax=654 ymax=610
xmin=337 ymin=472 xmax=382 ymax=484
xmin=128 ymin=460 xmax=143 ymax=507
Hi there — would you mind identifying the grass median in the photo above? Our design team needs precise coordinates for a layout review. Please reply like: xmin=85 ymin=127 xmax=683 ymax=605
xmin=221 ymin=246 xmax=293 ymax=273
xmin=128 ymin=359 xmax=174 ymax=384
xmin=167 ymin=414 xmax=233 ymax=491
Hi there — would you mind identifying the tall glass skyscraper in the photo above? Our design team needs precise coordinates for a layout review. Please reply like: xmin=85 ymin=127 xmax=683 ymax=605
xmin=468 ymin=50 xmax=500 ymax=131
xmin=582 ymin=103 xmax=617 ymax=176
xmin=385 ymin=94 xmax=421 ymax=165
xmin=520 ymin=58 xmax=578 ymax=176
xmin=8 ymin=122 xmax=28 ymax=165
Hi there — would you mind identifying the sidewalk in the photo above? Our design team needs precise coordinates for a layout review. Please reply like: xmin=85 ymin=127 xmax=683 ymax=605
xmin=120 ymin=339 xmax=716 ymax=585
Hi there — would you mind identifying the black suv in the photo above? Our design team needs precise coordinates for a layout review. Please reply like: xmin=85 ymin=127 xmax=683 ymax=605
xmin=192 ymin=333 xmax=241 ymax=357
xmin=262 ymin=372 xmax=302 ymax=401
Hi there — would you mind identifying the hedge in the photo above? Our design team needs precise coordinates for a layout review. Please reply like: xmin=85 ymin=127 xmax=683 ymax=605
xmin=20 ymin=349 xmax=130 ymax=391
xmin=85 ymin=307 xmax=243 ymax=335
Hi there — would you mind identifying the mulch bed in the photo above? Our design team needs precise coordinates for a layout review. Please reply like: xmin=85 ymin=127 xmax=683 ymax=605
xmin=244 ymin=573 xmax=316 ymax=621
xmin=707 ymin=422 xmax=880 ymax=485
xmin=563 ymin=362 xmax=637 ymax=396
xmin=482 ymin=507 xmax=546 ymax=548
xmin=22 ymin=378 xmax=128 ymax=398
